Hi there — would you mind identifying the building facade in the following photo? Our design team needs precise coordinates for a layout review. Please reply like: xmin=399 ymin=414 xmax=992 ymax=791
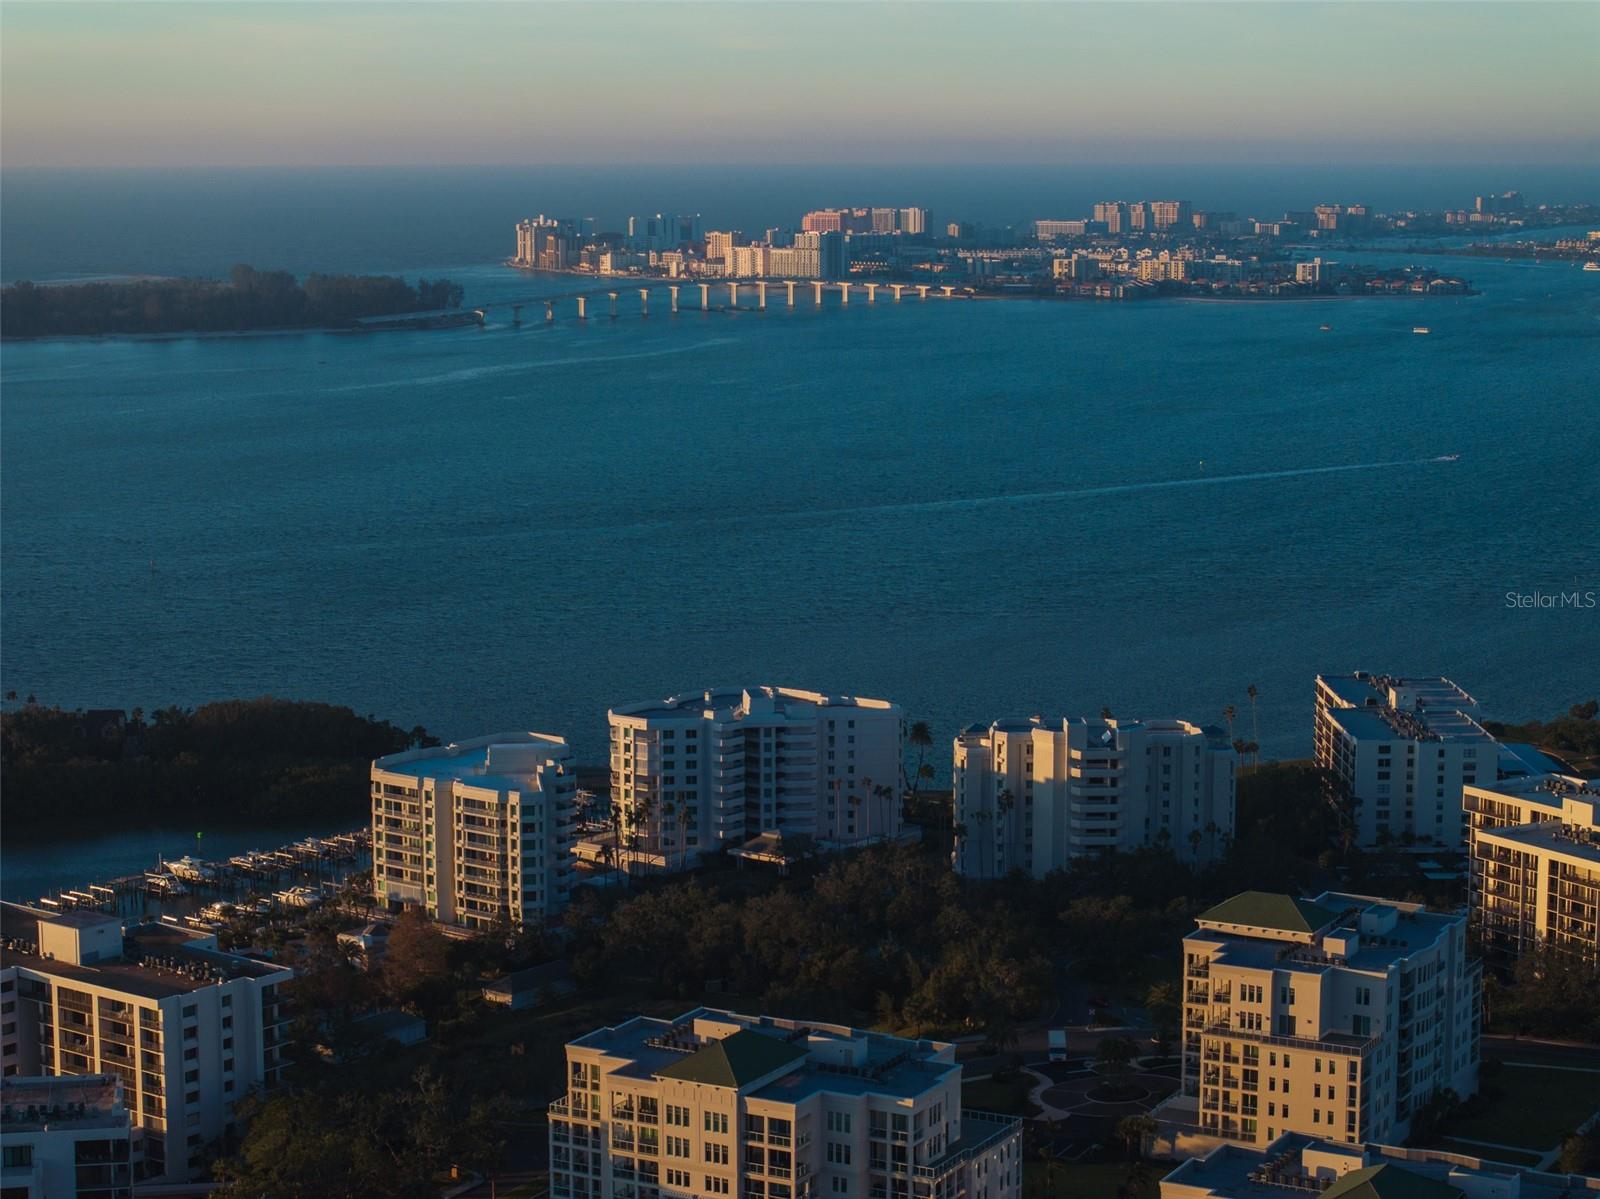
xmin=0 ymin=905 xmax=291 ymax=1183
xmin=1153 ymin=892 xmax=1480 ymax=1154
xmin=951 ymin=716 xmax=1235 ymax=879
xmin=1464 ymin=774 xmax=1600 ymax=968
xmin=0 ymin=1074 xmax=133 ymax=1199
xmin=1314 ymin=674 xmax=1498 ymax=847
xmin=1161 ymin=1132 xmax=1599 ymax=1199
xmin=371 ymin=732 xmax=578 ymax=930
xmin=607 ymin=687 xmax=903 ymax=872
xmin=548 ymin=1007 xmax=1022 ymax=1199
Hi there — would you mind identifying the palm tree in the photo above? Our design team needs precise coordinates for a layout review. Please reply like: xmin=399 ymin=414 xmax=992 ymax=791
xmin=1187 ymin=828 xmax=1203 ymax=861
xmin=996 ymin=788 xmax=1015 ymax=870
xmin=1246 ymin=684 xmax=1261 ymax=769
xmin=907 ymin=721 xmax=933 ymax=801
xmin=1223 ymin=704 xmax=1237 ymax=744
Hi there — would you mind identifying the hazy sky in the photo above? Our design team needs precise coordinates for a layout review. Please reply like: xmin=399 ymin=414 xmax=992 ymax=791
xmin=3 ymin=2 xmax=1596 ymax=169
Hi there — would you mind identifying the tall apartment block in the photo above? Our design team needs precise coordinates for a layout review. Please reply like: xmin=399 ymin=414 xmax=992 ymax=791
xmin=1464 ymin=773 xmax=1600 ymax=968
xmin=607 ymin=687 xmax=903 ymax=872
xmin=0 ymin=1074 xmax=133 ymax=1199
xmin=548 ymin=1007 xmax=1022 ymax=1199
xmin=371 ymin=732 xmax=578 ymax=931
xmin=951 ymin=716 xmax=1235 ymax=879
xmin=1313 ymin=673 xmax=1498 ymax=847
xmin=0 ymin=904 xmax=291 ymax=1183
xmin=1152 ymin=892 xmax=1479 ymax=1155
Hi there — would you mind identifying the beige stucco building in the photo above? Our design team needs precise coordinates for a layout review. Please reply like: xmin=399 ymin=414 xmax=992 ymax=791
xmin=951 ymin=715 xmax=1235 ymax=879
xmin=548 ymin=1007 xmax=1021 ymax=1199
xmin=1313 ymin=674 xmax=1497 ymax=847
xmin=1152 ymin=891 xmax=1480 ymax=1157
xmin=0 ymin=905 xmax=291 ymax=1183
xmin=371 ymin=732 xmax=578 ymax=930
xmin=1464 ymin=773 xmax=1600 ymax=968
xmin=605 ymin=687 xmax=903 ymax=873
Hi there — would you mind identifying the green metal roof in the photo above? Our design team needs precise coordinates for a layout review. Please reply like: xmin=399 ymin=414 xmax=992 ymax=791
xmin=1198 ymin=891 xmax=1341 ymax=934
xmin=1322 ymin=1163 xmax=1463 ymax=1199
xmin=656 ymin=1029 xmax=806 ymax=1089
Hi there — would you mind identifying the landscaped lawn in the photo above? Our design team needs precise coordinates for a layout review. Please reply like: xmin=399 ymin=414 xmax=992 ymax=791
xmin=1441 ymin=1062 xmax=1600 ymax=1151
xmin=963 ymin=1072 xmax=1041 ymax=1117
xmin=1024 ymin=1161 xmax=1159 ymax=1199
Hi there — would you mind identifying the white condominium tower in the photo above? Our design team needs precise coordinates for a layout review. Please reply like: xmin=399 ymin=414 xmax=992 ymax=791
xmin=371 ymin=732 xmax=578 ymax=930
xmin=1313 ymin=673 xmax=1497 ymax=847
xmin=0 ymin=904 xmax=292 ymax=1183
xmin=951 ymin=715 xmax=1235 ymax=879
xmin=548 ymin=1007 xmax=1022 ymax=1199
xmin=1152 ymin=892 xmax=1479 ymax=1154
xmin=608 ymin=687 xmax=903 ymax=871
xmin=1463 ymin=773 xmax=1600 ymax=968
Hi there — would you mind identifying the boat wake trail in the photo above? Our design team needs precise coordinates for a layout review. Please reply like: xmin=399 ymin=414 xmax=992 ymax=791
xmin=624 ymin=454 xmax=1461 ymax=533
xmin=835 ymin=454 xmax=1462 ymax=519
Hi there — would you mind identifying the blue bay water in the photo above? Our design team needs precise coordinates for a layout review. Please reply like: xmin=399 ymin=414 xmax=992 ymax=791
xmin=2 ymin=169 xmax=1599 ymax=893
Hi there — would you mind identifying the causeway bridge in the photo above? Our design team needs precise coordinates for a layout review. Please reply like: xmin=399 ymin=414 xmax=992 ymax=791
xmin=479 ymin=279 xmax=974 ymax=325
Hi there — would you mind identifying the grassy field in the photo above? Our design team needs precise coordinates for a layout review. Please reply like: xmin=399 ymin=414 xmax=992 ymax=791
xmin=1440 ymin=1061 xmax=1600 ymax=1151
xmin=963 ymin=1072 xmax=1041 ymax=1117
xmin=1023 ymin=1161 xmax=1159 ymax=1199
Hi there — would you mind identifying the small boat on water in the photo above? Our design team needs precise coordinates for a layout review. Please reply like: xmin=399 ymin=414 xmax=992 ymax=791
xmin=1584 ymin=261 xmax=1600 ymax=271
xmin=1319 ymin=324 xmax=1332 ymax=331
xmin=166 ymin=855 xmax=215 ymax=884
xmin=144 ymin=873 xmax=189 ymax=897
xmin=1412 ymin=326 xmax=1431 ymax=334
xmin=1439 ymin=453 xmax=1461 ymax=462
xmin=273 ymin=885 xmax=323 ymax=910
xmin=199 ymin=901 xmax=238 ymax=922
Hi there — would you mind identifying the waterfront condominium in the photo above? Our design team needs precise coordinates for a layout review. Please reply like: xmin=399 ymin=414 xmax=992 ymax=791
xmin=1150 ymin=892 xmax=1480 ymax=1157
xmin=951 ymin=715 xmax=1235 ymax=880
xmin=547 ymin=1007 xmax=1023 ymax=1199
xmin=605 ymin=687 xmax=903 ymax=873
xmin=1313 ymin=673 xmax=1498 ymax=847
xmin=371 ymin=732 xmax=578 ymax=930
xmin=1463 ymin=773 xmax=1600 ymax=969
xmin=1160 ymin=1132 xmax=1597 ymax=1199
xmin=0 ymin=904 xmax=292 ymax=1183
xmin=0 ymin=1074 xmax=133 ymax=1198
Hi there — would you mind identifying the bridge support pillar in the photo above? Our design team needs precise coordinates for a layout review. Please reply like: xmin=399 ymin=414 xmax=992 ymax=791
xmin=669 ymin=286 xmax=679 ymax=313
xmin=839 ymin=282 xmax=851 ymax=305
xmin=608 ymin=292 xmax=619 ymax=319
xmin=812 ymin=282 xmax=825 ymax=305
xmin=891 ymin=285 xmax=904 ymax=302
xmin=577 ymin=296 xmax=587 ymax=320
xmin=940 ymin=286 xmax=955 ymax=297
xmin=917 ymin=285 xmax=930 ymax=300
xmin=864 ymin=284 xmax=877 ymax=303
xmin=639 ymin=289 xmax=650 ymax=316
xmin=757 ymin=281 xmax=768 ymax=309
xmin=698 ymin=283 xmax=710 ymax=310
xmin=785 ymin=281 xmax=796 ymax=306
xmin=728 ymin=282 xmax=739 ymax=309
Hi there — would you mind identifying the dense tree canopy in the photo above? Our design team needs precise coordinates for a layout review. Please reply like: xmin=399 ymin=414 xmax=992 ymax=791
xmin=0 ymin=697 xmax=433 ymax=830
xmin=1 ymin=264 xmax=464 ymax=337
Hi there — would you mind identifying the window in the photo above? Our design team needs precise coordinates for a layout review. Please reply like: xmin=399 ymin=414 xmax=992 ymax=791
xmin=704 ymin=1143 xmax=729 ymax=1165
xmin=826 ymin=1110 xmax=852 ymax=1134
xmin=704 ymin=1111 xmax=728 ymax=1134
xmin=827 ymin=1142 xmax=852 ymax=1164
xmin=703 ymin=1177 xmax=730 ymax=1194
xmin=2 ymin=1145 xmax=32 ymax=1168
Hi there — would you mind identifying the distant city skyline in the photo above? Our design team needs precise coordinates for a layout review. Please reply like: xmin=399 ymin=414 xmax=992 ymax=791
xmin=2 ymin=1 xmax=1596 ymax=169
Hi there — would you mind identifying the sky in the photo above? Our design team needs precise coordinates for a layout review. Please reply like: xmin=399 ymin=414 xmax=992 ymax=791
xmin=2 ymin=1 xmax=1597 ymax=169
